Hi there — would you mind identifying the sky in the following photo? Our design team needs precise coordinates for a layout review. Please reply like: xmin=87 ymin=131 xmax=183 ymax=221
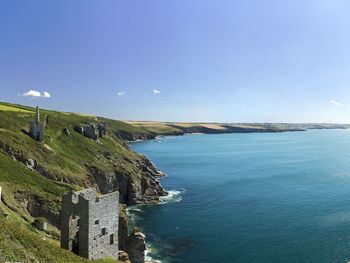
xmin=2 ymin=0 xmax=350 ymax=123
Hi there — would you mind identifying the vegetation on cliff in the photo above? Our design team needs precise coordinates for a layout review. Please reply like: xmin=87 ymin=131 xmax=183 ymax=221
xmin=0 ymin=101 xmax=347 ymax=262
xmin=0 ymin=102 xmax=166 ymax=262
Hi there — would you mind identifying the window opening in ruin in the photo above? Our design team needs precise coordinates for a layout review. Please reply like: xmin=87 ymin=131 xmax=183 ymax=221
xmin=37 ymin=132 xmax=40 ymax=140
xmin=110 ymin=234 xmax=114 ymax=245
xmin=72 ymin=233 xmax=79 ymax=254
xmin=95 ymin=220 xmax=99 ymax=225
xmin=102 ymin=228 xmax=106 ymax=235
xmin=69 ymin=214 xmax=80 ymax=255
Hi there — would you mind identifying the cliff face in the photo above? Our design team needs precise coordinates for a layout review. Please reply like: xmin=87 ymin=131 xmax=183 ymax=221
xmin=85 ymin=156 xmax=167 ymax=205
xmin=0 ymin=103 xmax=168 ymax=207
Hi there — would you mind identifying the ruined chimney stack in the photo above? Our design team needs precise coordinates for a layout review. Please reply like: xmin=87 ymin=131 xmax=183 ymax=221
xmin=35 ymin=106 xmax=40 ymax=125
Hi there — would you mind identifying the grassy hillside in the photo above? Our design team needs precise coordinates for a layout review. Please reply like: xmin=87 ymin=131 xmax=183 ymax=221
xmin=125 ymin=121 xmax=305 ymax=135
xmin=0 ymin=152 xmax=119 ymax=263
xmin=0 ymin=102 xmax=155 ymax=185
xmin=0 ymin=102 xmax=165 ymax=262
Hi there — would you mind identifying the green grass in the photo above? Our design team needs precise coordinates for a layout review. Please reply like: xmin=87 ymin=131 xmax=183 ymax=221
xmin=0 ymin=101 xmax=153 ymax=185
xmin=0 ymin=101 xmax=151 ymax=262
xmin=0 ymin=104 xmax=34 ymax=113
xmin=125 ymin=121 xmax=285 ymax=134
xmin=0 ymin=153 xmax=120 ymax=262
xmin=0 ymin=151 xmax=120 ymax=262
xmin=0 ymin=212 xmax=120 ymax=263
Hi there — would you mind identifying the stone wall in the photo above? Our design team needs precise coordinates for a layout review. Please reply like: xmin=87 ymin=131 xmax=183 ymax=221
xmin=61 ymin=188 xmax=119 ymax=260
xmin=29 ymin=121 xmax=43 ymax=141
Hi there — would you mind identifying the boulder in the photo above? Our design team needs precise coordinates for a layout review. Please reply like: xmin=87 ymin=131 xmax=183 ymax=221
xmin=26 ymin=159 xmax=35 ymax=169
xmin=62 ymin=128 xmax=70 ymax=136
xmin=34 ymin=217 xmax=47 ymax=230
xmin=83 ymin=124 xmax=98 ymax=140
xmin=98 ymin=122 xmax=107 ymax=137
xmin=118 ymin=251 xmax=131 ymax=263
xmin=118 ymin=204 xmax=128 ymax=251
xmin=126 ymin=228 xmax=146 ymax=263
xmin=74 ymin=122 xmax=107 ymax=140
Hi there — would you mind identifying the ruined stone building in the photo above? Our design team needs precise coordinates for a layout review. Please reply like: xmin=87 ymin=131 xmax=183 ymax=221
xmin=61 ymin=188 xmax=119 ymax=260
xmin=29 ymin=106 xmax=43 ymax=141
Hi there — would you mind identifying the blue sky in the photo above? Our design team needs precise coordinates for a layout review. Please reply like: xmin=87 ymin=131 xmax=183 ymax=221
xmin=2 ymin=0 xmax=350 ymax=123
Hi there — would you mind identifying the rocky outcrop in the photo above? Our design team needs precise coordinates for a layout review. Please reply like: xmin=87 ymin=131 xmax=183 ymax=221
xmin=62 ymin=128 xmax=70 ymax=136
xmin=12 ymin=191 xmax=61 ymax=227
xmin=0 ymin=142 xmax=58 ymax=181
xmin=118 ymin=251 xmax=131 ymax=263
xmin=119 ymin=204 xmax=128 ymax=251
xmin=85 ymin=156 xmax=167 ymax=205
xmin=74 ymin=122 xmax=107 ymax=140
xmin=126 ymin=228 xmax=146 ymax=263
xmin=114 ymin=130 xmax=156 ymax=142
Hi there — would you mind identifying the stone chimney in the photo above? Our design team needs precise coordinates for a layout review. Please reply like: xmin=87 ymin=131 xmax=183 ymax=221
xmin=35 ymin=106 xmax=40 ymax=125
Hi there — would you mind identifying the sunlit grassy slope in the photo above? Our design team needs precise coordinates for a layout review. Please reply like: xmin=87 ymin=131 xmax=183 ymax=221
xmin=125 ymin=121 xmax=299 ymax=134
xmin=0 ymin=152 xmax=119 ymax=263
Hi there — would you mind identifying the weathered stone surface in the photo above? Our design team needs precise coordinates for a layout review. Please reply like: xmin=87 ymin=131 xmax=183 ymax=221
xmin=118 ymin=204 xmax=128 ymax=251
xmin=34 ymin=217 xmax=47 ymax=230
xmin=63 ymin=128 xmax=70 ymax=136
xmin=26 ymin=159 xmax=35 ymax=169
xmin=74 ymin=122 xmax=107 ymax=141
xmin=118 ymin=251 xmax=131 ymax=263
xmin=26 ymin=199 xmax=60 ymax=227
xmin=83 ymin=124 xmax=98 ymax=140
xmin=29 ymin=106 xmax=44 ymax=141
xmin=104 ymin=152 xmax=112 ymax=160
xmin=61 ymin=188 xmax=119 ymax=260
xmin=86 ymin=160 xmax=167 ymax=205
xmin=98 ymin=122 xmax=107 ymax=137
xmin=126 ymin=228 xmax=146 ymax=263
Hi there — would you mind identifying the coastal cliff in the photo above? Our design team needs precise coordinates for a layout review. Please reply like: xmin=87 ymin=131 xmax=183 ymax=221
xmin=0 ymin=102 xmax=347 ymax=262
xmin=0 ymin=102 xmax=168 ymax=262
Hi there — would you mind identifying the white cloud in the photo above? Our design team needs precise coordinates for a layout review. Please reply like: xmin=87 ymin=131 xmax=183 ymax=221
xmin=153 ymin=89 xmax=160 ymax=94
xmin=22 ymin=90 xmax=41 ymax=97
xmin=331 ymin=100 xmax=342 ymax=106
xmin=117 ymin=91 xmax=125 ymax=96
xmin=42 ymin=91 xmax=51 ymax=98
xmin=19 ymin=90 xmax=51 ymax=99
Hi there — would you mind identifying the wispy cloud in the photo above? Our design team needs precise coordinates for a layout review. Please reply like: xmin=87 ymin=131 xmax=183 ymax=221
xmin=153 ymin=89 xmax=160 ymax=94
xmin=117 ymin=91 xmax=125 ymax=96
xmin=19 ymin=90 xmax=51 ymax=99
xmin=331 ymin=100 xmax=342 ymax=106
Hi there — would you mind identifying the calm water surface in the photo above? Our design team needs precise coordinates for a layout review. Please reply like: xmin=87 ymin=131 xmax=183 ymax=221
xmin=129 ymin=130 xmax=350 ymax=263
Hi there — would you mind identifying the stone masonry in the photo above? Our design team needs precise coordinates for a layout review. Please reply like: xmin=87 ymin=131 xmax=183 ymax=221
xmin=61 ymin=188 xmax=119 ymax=260
xmin=29 ymin=106 xmax=44 ymax=141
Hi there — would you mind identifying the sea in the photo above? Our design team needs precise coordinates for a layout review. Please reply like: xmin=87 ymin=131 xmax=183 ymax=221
xmin=129 ymin=129 xmax=350 ymax=263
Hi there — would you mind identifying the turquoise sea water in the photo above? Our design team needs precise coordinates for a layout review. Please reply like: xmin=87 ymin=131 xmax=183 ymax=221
xmin=129 ymin=130 xmax=350 ymax=263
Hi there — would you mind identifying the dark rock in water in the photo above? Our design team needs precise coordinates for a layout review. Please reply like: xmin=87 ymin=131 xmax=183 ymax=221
xmin=126 ymin=228 xmax=146 ymax=263
xmin=62 ymin=128 xmax=70 ymax=136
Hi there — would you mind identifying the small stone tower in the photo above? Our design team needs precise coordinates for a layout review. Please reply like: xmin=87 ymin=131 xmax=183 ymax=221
xmin=61 ymin=188 xmax=119 ymax=260
xmin=29 ymin=106 xmax=43 ymax=141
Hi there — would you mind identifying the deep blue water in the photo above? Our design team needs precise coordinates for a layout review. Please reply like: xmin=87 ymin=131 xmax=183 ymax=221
xmin=129 ymin=130 xmax=350 ymax=263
